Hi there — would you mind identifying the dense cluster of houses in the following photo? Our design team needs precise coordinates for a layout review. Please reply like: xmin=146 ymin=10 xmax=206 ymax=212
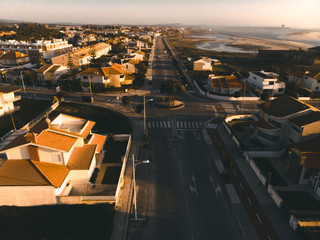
xmin=0 ymin=28 xmax=154 ymax=91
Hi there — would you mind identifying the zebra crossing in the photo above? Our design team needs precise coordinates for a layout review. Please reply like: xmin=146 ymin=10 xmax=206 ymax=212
xmin=207 ymin=123 xmax=218 ymax=129
xmin=147 ymin=120 xmax=203 ymax=129
xmin=151 ymin=89 xmax=161 ymax=94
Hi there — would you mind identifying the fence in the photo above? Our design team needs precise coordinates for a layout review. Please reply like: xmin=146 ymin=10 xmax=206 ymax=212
xmin=115 ymin=134 xmax=132 ymax=203
xmin=268 ymin=184 xmax=283 ymax=208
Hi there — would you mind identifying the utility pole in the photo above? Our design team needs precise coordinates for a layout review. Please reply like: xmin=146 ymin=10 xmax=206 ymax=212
xmin=143 ymin=94 xmax=146 ymax=134
xmin=20 ymin=71 xmax=26 ymax=95
xmin=9 ymin=111 xmax=16 ymax=130
xmin=89 ymin=76 xmax=93 ymax=103
xmin=241 ymin=81 xmax=246 ymax=113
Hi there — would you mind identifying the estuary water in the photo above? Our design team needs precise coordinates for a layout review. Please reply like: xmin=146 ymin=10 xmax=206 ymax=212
xmin=191 ymin=27 xmax=320 ymax=53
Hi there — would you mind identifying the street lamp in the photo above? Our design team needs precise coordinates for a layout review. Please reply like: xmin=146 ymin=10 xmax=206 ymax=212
xmin=132 ymin=154 xmax=150 ymax=220
xmin=143 ymin=95 xmax=153 ymax=135
xmin=89 ymin=76 xmax=93 ymax=103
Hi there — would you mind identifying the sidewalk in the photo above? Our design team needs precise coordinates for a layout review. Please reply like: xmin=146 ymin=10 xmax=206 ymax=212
xmin=205 ymin=118 xmax=300 ymax=240
xmin=201 ymin=120 xmax=259 ymax=240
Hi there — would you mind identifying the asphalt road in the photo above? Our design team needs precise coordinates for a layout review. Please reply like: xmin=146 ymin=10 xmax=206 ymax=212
xmin=137 ymin=37 xmax=243 ymax=240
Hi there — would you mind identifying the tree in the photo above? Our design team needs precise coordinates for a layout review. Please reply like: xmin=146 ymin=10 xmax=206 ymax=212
xmin=285 ymin=80 xmax=304 ymax=97
xmin=122 ymin=96 xmax=131 ymax=108
xmin=89 ymin=46 xmax=98 ymax=67
xmin=133 ymin=62 xmax=148 ymax=89
xmin=67 ymin=53 xmax=75 ymax=70
xmin=160 ymin=79 xmax=186 ymax=95
xmin=135 ymin=104 xmax=144 ymax=117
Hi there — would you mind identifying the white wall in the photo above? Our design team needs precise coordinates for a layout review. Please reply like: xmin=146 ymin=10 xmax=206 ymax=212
xmin=6 ymin=146 xmax=30 ymax=160
xmin=0 ymin=186 xmax=56 ymax=206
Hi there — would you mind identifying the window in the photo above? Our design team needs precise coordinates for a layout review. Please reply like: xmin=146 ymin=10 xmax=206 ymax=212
xmin=83 ymin=76 xmax=88 ymax=80
xmin=292 ymin=124 xmax=300 ymax=133
xmin=257 ymin=130 xmax=279 ymax=142
xmin=253 ymin=76 xmax=257 ymax=80
xmin=269 ymin=81 xmax=274 ymax=85
xmin=269 ymin=119 xmax=281 ymax=128
xmin=278 ymin=88 xmax=284 ymax=92
xmin=317 ymin=79 xmax=320 ymax=83
xmin=303 ymin=171 xmax=310 ymax=179
xmin=316 ymin=87 xmax=319 ymax=91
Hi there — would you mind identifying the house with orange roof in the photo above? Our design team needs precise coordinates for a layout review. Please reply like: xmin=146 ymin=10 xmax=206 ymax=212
xmin=207 ymin=74 xmax=249 ymax=95
xmin=123 ymin=59 xmax=139 ymax=74
xmin=36 ymin=64 xmax=69 ymax=84
xmin=130 ymin=50 xmax=145 ymax=61
xmin=0 ymin=114 xmax=107 ymax=206
xmin=0 ymin=50 xmax=30 ymax=66
xmin=77 ymin=63 xmax=134 ymax=89
xmin=0 ymin=84 xmax=21 ymax=117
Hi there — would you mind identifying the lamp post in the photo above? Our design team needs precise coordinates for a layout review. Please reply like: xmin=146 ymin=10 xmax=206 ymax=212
xmin=132 ymin=154 xmax=149 ymax=220
xmin=143 ymin=95 xmax=153 ymax=135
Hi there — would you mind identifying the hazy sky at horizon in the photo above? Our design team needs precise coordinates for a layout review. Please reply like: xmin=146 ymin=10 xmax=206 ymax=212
xmin=1 ymin=0 xmax=320 ymax=28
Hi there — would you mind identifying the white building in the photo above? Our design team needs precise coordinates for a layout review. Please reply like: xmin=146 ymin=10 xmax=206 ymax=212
xmin=0 ymin=39 xmax=73 ymax=61
xmin=51 ymin=42 xmax=111 ymax=67
xmin=247 ymin=70 xmax=285 ymax=95
xmin=289 ymin=72 xmax=320 ymax=92
xmin=0 ymin=114 xmax=107 ymax=206
xmin=77 ymin=63 xmax=134 ymax=89
xmin=252 ymin=95 xmax=320 ymax=149
xmin=0 ymin=84 xmax=21 ymax=117
xmin=193 ymin=57 xmax=212 ymax=71
xmin=36 ymin=64 xmax=69 ymax=84
xmin=123 ymin=59 xmax=139 ymax=74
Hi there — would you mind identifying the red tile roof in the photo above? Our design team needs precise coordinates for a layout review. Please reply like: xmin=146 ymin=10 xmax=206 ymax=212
xmin=67 ymin=144 xmax=97 ymax=170
xmin=88 ymin=134 xmax=106 ymax=152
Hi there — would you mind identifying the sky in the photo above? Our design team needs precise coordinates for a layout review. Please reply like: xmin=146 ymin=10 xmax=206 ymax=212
xmin=1 ymin=0 xmax=320 ymax=28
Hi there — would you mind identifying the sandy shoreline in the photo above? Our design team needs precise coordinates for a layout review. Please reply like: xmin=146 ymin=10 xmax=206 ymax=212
xmin=188 ymin=32 xmax=316 ymax=52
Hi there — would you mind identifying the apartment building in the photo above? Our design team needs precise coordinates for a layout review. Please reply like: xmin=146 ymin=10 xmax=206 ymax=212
xmin=51 ymin=42 xmax=111 ymax=67
xmin=0 ymin=39 xmax=73 ymax=61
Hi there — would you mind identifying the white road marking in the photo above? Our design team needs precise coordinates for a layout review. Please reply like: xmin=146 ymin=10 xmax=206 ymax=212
xmin=192 ymin=122 xmax=195 ymax=128
xmin=167 ymin=121 xmax=171 ymax=128
xmin=148 ymin=122 xmax=151 ymax=128
xmin=256 ymin=214 xmax=262 ymax=224
xmin=177 ymin=121 xmax=180 ymax=128
xmin=160 ymin=121 xmax=163 ymax=128
xmin=247 ymin=196 xmax=252 ymax=205
xmin=184 ymin=122 xmax=188 ymax=128
xmin=233 ymin=170 xmax=237 ymax=176
xmin=195 ymin=122 xmax=199 ymax=128
xmin=152 ymin=121 xmax=155 ymax=128
xmin=155 ymin=122 xmax=159 ymax=128
xmin=163 ymin=121 xmax=167 ymax=128
xmin=239 ymin=182 xmax=244 ymax=189
xmin=188 ymin=122 xmax=192 ymax=128
xmin=267 ymin=234 xmax=272 ymax=240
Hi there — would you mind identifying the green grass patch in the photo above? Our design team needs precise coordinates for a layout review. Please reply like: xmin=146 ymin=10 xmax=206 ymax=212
xmin=252 ymin=158 xmax=288 ymax=186
xmin=0 ymin=204 xmax=115 ymax=240
xmin=51 ymin=102 xmax=132 ymax=134
xmin=0 ymin=99 xmax=51 ymax=138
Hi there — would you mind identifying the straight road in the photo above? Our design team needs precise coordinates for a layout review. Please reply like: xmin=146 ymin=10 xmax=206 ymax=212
xmin=144 ymin=117 xmax=242 ymax=240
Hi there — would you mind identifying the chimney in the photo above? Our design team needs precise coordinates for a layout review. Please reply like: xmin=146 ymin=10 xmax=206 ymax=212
xmin=24 ymin=132 xmax=38 ymax=143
